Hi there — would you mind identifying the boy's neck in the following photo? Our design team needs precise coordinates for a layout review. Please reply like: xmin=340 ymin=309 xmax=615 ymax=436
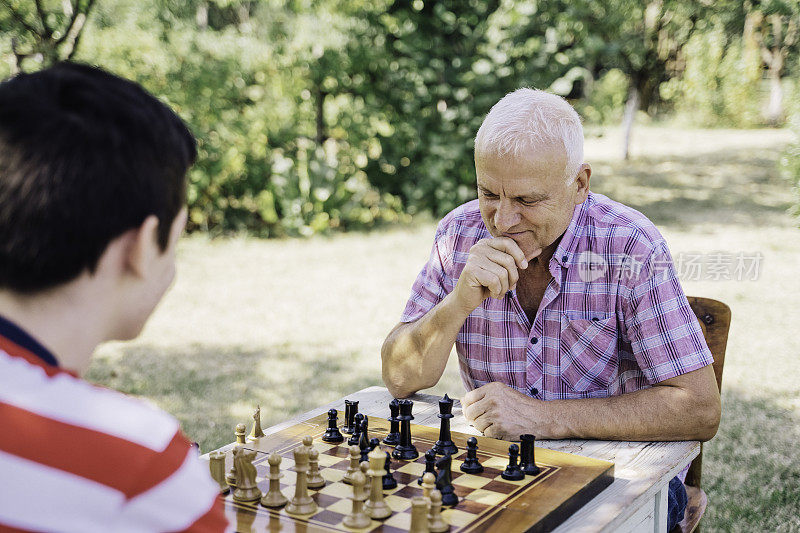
xmin=0 ymin=285 xmax=108 ymax=376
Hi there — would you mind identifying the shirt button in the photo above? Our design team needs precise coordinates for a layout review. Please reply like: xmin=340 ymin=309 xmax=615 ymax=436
xmin=592 ymin=317 xmax=599 ymax=322
xmin=562 ymin=255 xmax=569 ymax=262
xmin=531 ymin=337 xmax=538 ymax=344
xmin=529 ymin=387 xmax=538 ymax=396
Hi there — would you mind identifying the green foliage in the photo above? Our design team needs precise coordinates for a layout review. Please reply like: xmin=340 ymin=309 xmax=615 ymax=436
xmin=75 ymin=0 xmax=408 ymax=236
xmin=661 ymin=27 xmax=764 ymax=127
xmin=579 ymin=69 xmax=629 ymax=125
xmin=2 ymin=0 xmax=799 ymax=234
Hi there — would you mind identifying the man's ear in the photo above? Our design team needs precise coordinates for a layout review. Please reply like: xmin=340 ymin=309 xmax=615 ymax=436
xmin=125 ymin=215 xmax=161 ymax=278
xmin=573 ymin=163 xmax=591 ymax=204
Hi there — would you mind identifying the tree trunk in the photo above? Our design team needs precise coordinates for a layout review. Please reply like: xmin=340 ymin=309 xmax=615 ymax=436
xmin=621 ymin=84 xmax=640 ymax=160
xmin=315 ymin=84 xmax=327 ymax=145
xmin=766 ymin=68 xmax=784 ymax=125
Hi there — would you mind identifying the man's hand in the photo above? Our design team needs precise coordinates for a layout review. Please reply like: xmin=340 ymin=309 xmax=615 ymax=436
xmin=452 ymin=238 xmax=537 ymax=315
xmin=462 ymin=382 xmax=553 ymax=440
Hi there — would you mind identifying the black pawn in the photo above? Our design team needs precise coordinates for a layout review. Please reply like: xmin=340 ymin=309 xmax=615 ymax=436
xmin=418 ymin=449 xmax=437 ymax=485
xmin=501 ymin=443 xmax=525 ymax=481
xmin=435 ymin=453 xmax=459 ymax=507
xmin=321 ymin=409 xmax=344 ymax=443
xmin=382 ymin=452 xmax=397 ymax=490
xmin=460 ymin=437 xmax=483 ymax=474
xmin=391 ymin=399 xmax=419 ymax=460
xmin=348 ymin=413 xmax=364 ymax=446
xmin=342 ymin=399 xmax=359 ymax=435
xmin=519 ymin=434 xmax=541 ymax=476
xmin=382 ymin=399 xmax=401 ymax=446
xmin=432 ymin=394 xmax=458 ymax=456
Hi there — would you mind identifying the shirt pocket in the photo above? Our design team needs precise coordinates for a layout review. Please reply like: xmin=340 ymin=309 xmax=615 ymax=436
xmin=558 ymin=312 xmax=619 ymax=395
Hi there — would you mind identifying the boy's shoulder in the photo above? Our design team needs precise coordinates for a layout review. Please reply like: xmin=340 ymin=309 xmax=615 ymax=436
xmin=0 ymin=349 xmax=225 ymax=531
xmin=0 ymin=348 xmax=181 ymax=455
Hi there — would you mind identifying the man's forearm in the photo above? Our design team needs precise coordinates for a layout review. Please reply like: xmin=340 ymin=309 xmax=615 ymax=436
xmin=539 ymin=384 xmax=720 ymax=441
xmin=464 ymin=366 xmax=721 ymax=442
xmin=381 ymin=292 xmax=471 ymax=398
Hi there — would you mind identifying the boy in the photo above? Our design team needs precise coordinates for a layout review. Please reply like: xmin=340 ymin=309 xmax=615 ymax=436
xmin=0 ymin=63 xmax=228 ymax=531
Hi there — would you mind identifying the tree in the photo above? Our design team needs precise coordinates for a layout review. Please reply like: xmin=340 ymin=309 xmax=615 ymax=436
xmin=0 ymin=0 xmax=98 ymax=73
xmin=745 ymin=0 xmax=799 ymax=124
xmin=337 ymin=0 xmax=516 ymax=216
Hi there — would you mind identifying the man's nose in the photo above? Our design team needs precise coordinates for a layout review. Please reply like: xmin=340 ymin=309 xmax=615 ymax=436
xmin=494 ymin=198 xmax=519 ymax=233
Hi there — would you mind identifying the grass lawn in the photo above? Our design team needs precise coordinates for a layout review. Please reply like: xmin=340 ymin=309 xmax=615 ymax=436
xmin=87 ymin=125 xmax=799 ymax=532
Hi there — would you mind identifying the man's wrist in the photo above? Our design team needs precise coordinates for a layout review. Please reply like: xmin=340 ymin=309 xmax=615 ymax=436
xmin=440 ymin=291 xmax=476 ymax=324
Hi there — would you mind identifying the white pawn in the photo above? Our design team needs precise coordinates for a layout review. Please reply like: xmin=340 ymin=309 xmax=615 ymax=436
xmin=409 ymin=496 xmax=430 ymax=533
xmin=260 ymin=453 xmax=288 ymax=508
xmin=428 ymin=490 xmax=449 ymax=532
xmin=342 ymin=470 xmax=371 ymax=529
xmin=307 ymin=448 xmax=325 ymax=489
xmin=343 ymin=445 xmax=360 ymax=485
xmin=421 ymin=472 xmax=436 ymax=501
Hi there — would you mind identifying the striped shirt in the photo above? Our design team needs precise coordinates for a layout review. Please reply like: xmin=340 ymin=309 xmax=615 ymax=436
xmin=401 ymin=192 xmax=713 ymax=400
xmin=0 ymin=315 xmax=228 ymax=532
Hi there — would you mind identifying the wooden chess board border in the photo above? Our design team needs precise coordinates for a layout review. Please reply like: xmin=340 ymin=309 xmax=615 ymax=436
xmin=220 ymin=412 xmax=614 ymax=533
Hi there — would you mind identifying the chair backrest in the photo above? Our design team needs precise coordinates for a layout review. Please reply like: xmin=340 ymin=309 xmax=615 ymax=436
xmin=683 ymin=296 xmax=731 ymax=489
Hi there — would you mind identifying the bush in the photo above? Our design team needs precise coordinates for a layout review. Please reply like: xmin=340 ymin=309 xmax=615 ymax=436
xmin=74 ymin=3 xmax=407 ymax=237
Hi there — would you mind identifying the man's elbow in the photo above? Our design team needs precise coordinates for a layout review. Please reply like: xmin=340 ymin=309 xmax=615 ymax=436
xmin=695 ymin=394 xmax=721 ymax=442
xmin=381 ymin=336 xmax=417 ymax=399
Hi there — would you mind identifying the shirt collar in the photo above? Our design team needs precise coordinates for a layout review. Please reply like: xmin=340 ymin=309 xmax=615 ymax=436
xmin=552 ymin=192 xmax=592 ymax=270
xmin=0 ymin=314 xmax=60 ymax=368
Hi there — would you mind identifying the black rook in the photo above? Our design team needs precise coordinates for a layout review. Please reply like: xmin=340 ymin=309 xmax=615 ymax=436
xmin=519 ymin=434 xmax=541 ymax=475
xmin=342 ymin=400 xmax=359 ymax=434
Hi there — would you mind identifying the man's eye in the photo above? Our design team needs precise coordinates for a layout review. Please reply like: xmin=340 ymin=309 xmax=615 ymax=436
xmin=481 ymin=191 xmax=498 ymax=199
xmin=518 ymin=199 xmax=539 ymax=206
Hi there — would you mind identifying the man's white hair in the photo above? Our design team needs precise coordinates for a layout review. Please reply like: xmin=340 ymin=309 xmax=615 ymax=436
xmin=475 ymin=88 xmax=584 ymax=184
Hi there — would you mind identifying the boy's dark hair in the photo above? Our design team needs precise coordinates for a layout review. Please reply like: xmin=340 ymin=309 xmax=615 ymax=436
xmin=0 ymin=62 xmax=196 ymax=293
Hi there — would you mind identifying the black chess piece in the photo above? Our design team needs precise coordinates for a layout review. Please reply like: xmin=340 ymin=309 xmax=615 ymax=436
xmin=321 ymin=409 xmax=344 ymax=443
xmin=348 ymin=413 xmax=364 ymax=446
xmin=382 ymin=399 xmax=401 ymax=446
xmin=342 ymin=400 xmax=359 ymax=435
xmin=358 ymin=418 xmax=370 ymax=454
xmin=460 ymin=437 xmax=484 ymax=474
xmin=391 ymin=399 xmax=419 ymax=460
xmin=382 ymin=452 xmax=397 ymax=490
xmin=519 ymin=434 xmax=541 ymax=476
xmin=418 ymin=449 xmax=437 ymax=485
xmin=432 ymin=394 xmax=458 ymax=456
xmin=435 ymin=453 xmax=459 ymax=507
xmin=501 ymin=443 xmax=525 ymax=481
xmin=362 ymin=436 xmax=380 ymax=463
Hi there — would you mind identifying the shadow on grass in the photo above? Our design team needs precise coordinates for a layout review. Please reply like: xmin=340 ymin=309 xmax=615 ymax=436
xmin=703 ymin=388 xmax=800 ymax=532
xmin=87 ymin=343 xmax=381 ymax=451
xmin=592 ymin=146 xmax=793 ymax=229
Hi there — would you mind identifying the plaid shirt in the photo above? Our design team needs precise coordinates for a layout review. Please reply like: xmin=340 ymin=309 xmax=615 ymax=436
xmin=401 ymin=192 xmax=713 ymax=400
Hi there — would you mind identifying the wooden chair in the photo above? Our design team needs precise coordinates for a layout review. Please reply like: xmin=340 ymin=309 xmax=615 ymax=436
xmin=671 ymin=297 xmax=732 ymax=533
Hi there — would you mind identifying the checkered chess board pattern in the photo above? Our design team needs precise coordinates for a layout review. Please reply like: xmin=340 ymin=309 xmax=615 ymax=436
xmin=226 ymin=425 xmax=559 ymax=533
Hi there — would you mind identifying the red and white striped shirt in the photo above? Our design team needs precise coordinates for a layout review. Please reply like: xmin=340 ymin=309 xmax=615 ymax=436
xmin=0 ymin=316 xmax=228 ymax=532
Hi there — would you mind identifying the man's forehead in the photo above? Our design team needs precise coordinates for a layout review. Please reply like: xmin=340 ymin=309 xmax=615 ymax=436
xmin=476 ymin=147 xmax=566 ymax=192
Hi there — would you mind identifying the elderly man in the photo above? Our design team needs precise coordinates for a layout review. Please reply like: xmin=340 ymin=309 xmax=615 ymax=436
xmin=381 ymin=89 xmax=720 ymax=529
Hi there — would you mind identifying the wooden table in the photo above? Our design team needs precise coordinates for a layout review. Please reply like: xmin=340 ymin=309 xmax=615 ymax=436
xmin=212 ymin=386 xmax=699 ymax=533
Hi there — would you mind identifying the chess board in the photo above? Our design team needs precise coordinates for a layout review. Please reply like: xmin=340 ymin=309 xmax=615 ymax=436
xmin=217 ymin=411 xmax=614 ymax=533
